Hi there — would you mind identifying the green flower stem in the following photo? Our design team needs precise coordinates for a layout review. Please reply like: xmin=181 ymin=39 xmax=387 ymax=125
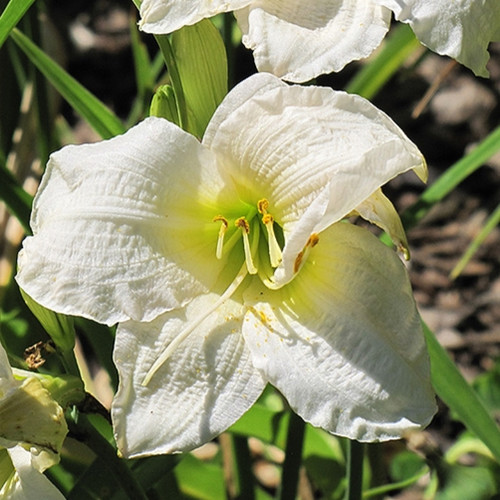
xmin=344 ymin=439 xmax=364 ymax=500
xmin=68 ymin=410 xmax=149 ymax=500
xmin=231 ymin=435 xmax=255 ymax=500
xmin=154 ymin=34 xmax=189 ymax=131
xmin=59 ymin=346 xmax=81 ymax=379
xmin=278 ymin=411 xmax=306 ymax=500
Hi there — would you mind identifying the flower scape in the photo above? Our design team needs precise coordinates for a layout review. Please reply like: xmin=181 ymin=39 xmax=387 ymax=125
xmin=16 ymin=73 xmax=436 ymax=458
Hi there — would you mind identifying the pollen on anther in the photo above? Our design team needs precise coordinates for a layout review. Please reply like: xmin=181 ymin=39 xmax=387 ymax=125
xmin=213 ymin=215 xmax=229 ymax=259
xmin=257 ymin=199 xmax=269 ymax=214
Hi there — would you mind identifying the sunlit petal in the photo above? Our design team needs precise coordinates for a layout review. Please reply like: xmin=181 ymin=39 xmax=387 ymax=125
xmin=243 ymin=222 xmax=436 ymax=441
xmin=112 ymin=291 xmax=266 ymax=457
xmin=204 ymin=73 xmax=425 ymax=287
xmin=235 ymin=0 xmax=391 ymax=82
xmin=377 ymin=0 xmax=500 ymax=77
xmin=140 ymin=0 xmax=251 ymax=33
xmin=17 ymin=118 xmax=226 ymax=325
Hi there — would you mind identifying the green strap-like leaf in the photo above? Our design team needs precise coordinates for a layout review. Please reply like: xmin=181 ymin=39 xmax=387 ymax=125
xmin=345 ymin=24 xmax=422 ymax=100
xmin=424 ymin=322 xmax=500 ymax=462
xmin=450 ymin=202 xmax=500 ymax=279
xmin=402 ymin=125 xmax=500 ymax=230
xmin=0 ymin=0 xmax=35 ymax=49
xmin=0 ymin=161 xmax=32 ymax=233
xmin=10 ymin=28 xmax=125 ymax=139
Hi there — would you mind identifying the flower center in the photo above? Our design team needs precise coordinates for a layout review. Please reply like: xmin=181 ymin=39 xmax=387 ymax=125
xmin=212 ymin=198 xmax=283 ymax=277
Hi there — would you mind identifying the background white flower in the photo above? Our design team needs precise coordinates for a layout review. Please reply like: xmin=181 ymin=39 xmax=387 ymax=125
xmin=139 ymin=0 xmax=392 ymax=82
xmin=139 ymin=0 xmax=500 ymax=80
xmin=376 ymin=0 xmax=500 ymax=78
xmin=0 ymin=344 xmax=66 ymax=500
xmin=17 ymin=73 xmax=436 ymax=458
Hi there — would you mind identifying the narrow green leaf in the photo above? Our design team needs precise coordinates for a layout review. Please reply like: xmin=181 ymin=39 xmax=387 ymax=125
xmin=450 ymin=202 xmax=500 ymax=279
xmin=154 ymin=34 xmax=188 ymax=129
xmin=175 ymin=453 xmax=225 ymax=500
xmin=172 ymin=18 xmax=228 ymax=138
xmin=10 ymin=28 xmax=125 ymax=139
xmin=129 ymin=16 xmax=153 ymax=98
xmin=0 ymin=0 xmax=35 ymax=49
xmin=402 ymin=125 xmax=500 ymax=231
xmin=20 ymin=289 xmax=75 ymax=353
xmin=345 ymin=24 xmax=422 ymax=99
xmin=0 ymin=160 xmax=32 ymax=233
xmin=424 ymin=322 xmax=500 ymax=463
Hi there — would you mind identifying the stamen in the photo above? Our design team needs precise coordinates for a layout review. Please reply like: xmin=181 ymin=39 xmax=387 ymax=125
xmin=262 ymin=214 xmax=283 ymax=267
xmin=257 ymin=199 xmax=269 ymax=214
xmin=258 ymin=199 xmax=283 ymax=268
xmin=235 ymin=217 xmax=257 ymax=275
xmin=142 ymin=263 xmax=249 ymax=386
xmin=294 ymin=233 xmax=319 ymax=273
xmin=213 ymin=215 xmax=228 ymax=259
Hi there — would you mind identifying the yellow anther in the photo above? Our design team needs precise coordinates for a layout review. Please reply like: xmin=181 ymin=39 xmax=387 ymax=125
xmin=213 ymin=215 xmax=228 ymax=259
xmin=293 ymin=233 xmax=319 ymax=274
xmin=262 ymin=213 xmax=273 ymax=224
xmin=257 ymin=199 xmax=269 ymax=214
xmin=308 ymin=233 xmax=319 ymax=247
xmin=235 ymin=217 xmax=257 ymax=274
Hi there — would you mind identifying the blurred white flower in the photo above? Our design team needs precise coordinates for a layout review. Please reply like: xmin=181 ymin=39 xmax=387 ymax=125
xmin=139 ymin=0 xmax=500 ymax=80
xmin=376 ymin=0 xmax=500 ymax=78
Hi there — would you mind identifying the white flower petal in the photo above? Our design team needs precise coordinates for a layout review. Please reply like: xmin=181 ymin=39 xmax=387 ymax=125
xmin=235 ymin=0 xmax=391 ymax=82
xmin=243 ymin=222 xmax=436 ymax=441
xmin=139 ymin=0 xmax=251 ymax=33
xmin=17 ymin=117 xmax=226 ymax=325
xmin=377 ymin=0 xmax=500 ymax=77
xmin=2 ymin=445 xmax=64 ymax=500
xmin=352 ymin=188 xmax=410 ymax=260
xmin=0 ymin=344 xmax=14 ymax=387
xmin=204 ymin=73 xmax=425 ymax=287
xmin=112 ymin=292 xmax=266 ymax=457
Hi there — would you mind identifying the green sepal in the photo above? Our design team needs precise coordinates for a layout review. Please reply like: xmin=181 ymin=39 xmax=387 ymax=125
xmin=12 ymin=369 xmax=85 ymax=409
xmin=20 ymin=289 xmax=75 ymax=353
xmin=171 ymin=18 xmax=228 ymax=138
xmin=149 ymin=84 xmax=180 ymax=125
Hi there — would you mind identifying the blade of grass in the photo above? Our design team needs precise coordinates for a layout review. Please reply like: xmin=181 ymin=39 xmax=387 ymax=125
xmin=345 ymin=24 xmax=423 ymax=99
xmin=402 ymin=125 xmax=500 ymax=230
xmin=450 ymin=202 xmax=500 ymax=279
xmin=10 ymin=28 xmax=125 ymax=139
xmin=423 ymin=322 xmax=500 ymax=463
xmin=0 ymin=161 xmax=32 ymax=233
xmin=0 ymin=0 xmax=35 ymax=49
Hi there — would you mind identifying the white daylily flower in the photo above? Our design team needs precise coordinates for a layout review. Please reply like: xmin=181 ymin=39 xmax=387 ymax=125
xmin=0 ymin=344 xmax=66 ymax=499
xmin=139 ymin=0 xmax=500 ymax=81
xmin=139 ymin=0 xmax=392 ymax=82
xmin=375 ymin=0 xmax=500 ymax=78
xmin=17 ymin=73 xmax=436 ymax=458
